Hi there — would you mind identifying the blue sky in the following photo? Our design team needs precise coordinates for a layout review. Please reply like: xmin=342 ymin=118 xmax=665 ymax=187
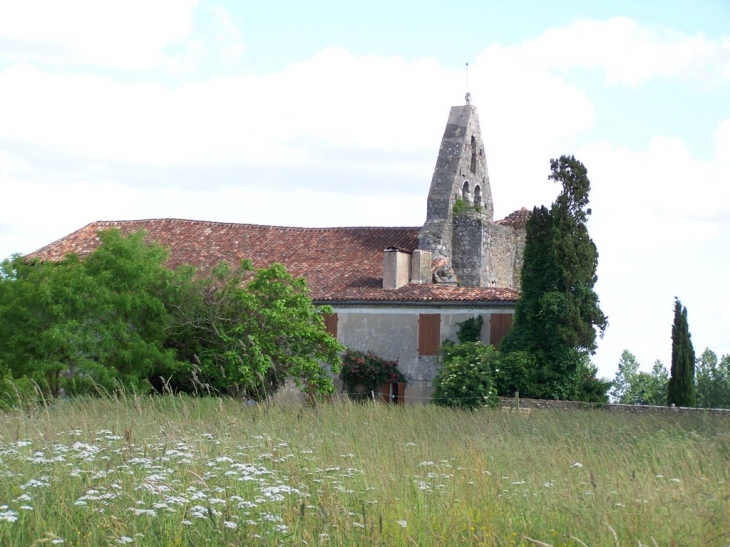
xmin=0 ymin=0 xmax=728 ymax=378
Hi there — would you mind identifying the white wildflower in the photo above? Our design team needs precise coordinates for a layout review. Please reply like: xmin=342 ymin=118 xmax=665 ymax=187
xmin=397 ymin=520 xmax=407 ymax=528
xmin=0 ymin=509 xmax=19 ymax=522
xmin=224 ymin=521 xmax=238 ymax=529
xmin=571 ymin=462 xmax=583 ymax=468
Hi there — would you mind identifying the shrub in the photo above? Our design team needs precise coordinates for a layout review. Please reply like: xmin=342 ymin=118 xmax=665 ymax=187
xmin=0 ymin=365 xmax=38 ymax=410
xmin=339 ymin=349 xmax=405 ymax=400
xmin=432 ymin=341 xmax=499 ymax=409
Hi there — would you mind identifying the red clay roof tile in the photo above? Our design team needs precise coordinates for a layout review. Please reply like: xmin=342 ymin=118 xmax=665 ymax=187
xmin=28 ymin=219 xmax=519 ymax=304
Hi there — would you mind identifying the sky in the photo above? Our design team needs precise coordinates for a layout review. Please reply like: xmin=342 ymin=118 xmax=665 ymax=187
xmin=0 ymin=0 xmax=729 ymax=379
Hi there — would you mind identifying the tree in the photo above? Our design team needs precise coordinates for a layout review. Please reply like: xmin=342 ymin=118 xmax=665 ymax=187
xmin=667 ymin=298 xmax=696 ymax=407
xmin=501 ymin=156 xmax=608 ymax=400
xmin=0 ymin=229 xmax=341 ymax=401
xmin=695 ymin=348 xmax=730 ymax=409
xmin=0 ymin=230 xmax=181 ymax=396
xmin=610 ymin=350 xmax=668 ymax=405
xmin=166 ymin=260 xmax=342 ymax=400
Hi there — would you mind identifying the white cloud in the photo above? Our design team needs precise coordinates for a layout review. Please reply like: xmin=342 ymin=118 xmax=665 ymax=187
xmin=520 ymin=17 xmax=730 ymax=86
xmin=0 ymin=0 xmax=198 ymax=69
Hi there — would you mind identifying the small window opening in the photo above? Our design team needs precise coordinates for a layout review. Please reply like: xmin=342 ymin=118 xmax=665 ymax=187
xmin=462 ymin=181 xmax=472 ymax=203
xmin=474 ymin=185 xmax=482 ymax=207
xmin=470 ymin=136 xmax=477 ymax=173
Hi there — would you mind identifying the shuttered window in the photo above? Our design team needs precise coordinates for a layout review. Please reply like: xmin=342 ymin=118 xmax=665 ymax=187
xmin=489 ymin=313 xmax=513 ymax=349
xmin=323 ymin=313 xmax=338 ymax=338
xmin=418 ymin=314 xmax=441 ymax=356
xmin=381 ymin=382 xmax=406 ymax=405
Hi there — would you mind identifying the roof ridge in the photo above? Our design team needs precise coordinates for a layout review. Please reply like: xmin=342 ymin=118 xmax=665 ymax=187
xmin=82 ymin=218 xmax=421 ymax=232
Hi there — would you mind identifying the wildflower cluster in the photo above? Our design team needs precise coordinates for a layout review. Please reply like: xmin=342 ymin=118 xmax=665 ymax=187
xmin=339 ymin=349 xmax=406 ymax=396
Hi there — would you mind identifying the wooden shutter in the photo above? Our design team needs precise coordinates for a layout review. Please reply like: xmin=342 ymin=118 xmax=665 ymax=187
xmin=489 ymin=313 xmax=513 ymax=349
xmin=396 ymin=382 xmax=406 ymax=405
xmin=381 ymin=384 xmax=390 ymax=403
xmin=323 ymin=313 xmax=338 ymax=337
xmin=418 ymin=314 xmax=441 ymax=356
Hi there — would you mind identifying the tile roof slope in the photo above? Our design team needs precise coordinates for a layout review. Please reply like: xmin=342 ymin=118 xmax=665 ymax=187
xmin=28 ymin=219 xmax=518 ymax=304
xmin=496 ymin=207 xmax=531 ymax=230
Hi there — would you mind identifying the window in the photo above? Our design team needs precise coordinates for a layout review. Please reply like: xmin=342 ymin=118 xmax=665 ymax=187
xmin=381 ymin=382 xmax=405 ymax=404
xmin=418 ymin=314 xmax=441 ymax=356
xmin=323 ymin=313 xmax=338 ymax=338
xmin=489 ymin=313 xmax=513 ymax=349
xmin=470 ymin=136 xmax=477 ymax=173
xmin=474 ymin=185 xmax=482 ymax=207
xmin=462 ymin=181 xmax=471 ymax=203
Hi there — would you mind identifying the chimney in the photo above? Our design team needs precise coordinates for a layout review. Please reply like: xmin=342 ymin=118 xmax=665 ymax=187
xmin=383 ymin=247 xmax=412 ymax=289
xmin=410 ymin=249 xmax=432 ymax=284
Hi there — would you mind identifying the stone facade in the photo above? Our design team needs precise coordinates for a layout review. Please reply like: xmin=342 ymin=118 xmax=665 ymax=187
xmin=418 ymin=103 xmax=526 ymax=290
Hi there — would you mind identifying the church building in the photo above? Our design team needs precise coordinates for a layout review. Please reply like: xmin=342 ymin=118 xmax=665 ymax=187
xmin=29 ymin=100 xmax=530 ymax=404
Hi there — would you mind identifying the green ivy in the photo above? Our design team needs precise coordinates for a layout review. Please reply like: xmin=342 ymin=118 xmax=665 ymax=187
xmin=456 ymin=315 xmax=483 ymax=343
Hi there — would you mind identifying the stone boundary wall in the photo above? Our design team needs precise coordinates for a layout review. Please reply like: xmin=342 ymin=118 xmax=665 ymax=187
xmin=498 ymin=396 xmax=730 ymax=416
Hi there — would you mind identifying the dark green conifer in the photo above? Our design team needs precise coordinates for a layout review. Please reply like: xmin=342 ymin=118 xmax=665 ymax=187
xmin=667 ymin=298 xmax=696 ymax=407
xmin=501 ymin=156 xmax=608 ymax=400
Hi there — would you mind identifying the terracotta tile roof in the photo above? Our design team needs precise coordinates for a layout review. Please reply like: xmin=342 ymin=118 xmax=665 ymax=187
xmin=28 ymin=219 xmax=519 ymax=304
xmin=496 ymin=207 xmax=531 ymax=230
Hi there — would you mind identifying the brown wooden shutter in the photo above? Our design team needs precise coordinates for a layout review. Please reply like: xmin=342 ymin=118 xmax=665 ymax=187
xmin=397 ymin=382 xmax=406 ymax=405
xmin=323 ymin=313 xmax=338 ymax=337
xmin=489 ymin=313 xmax=513 ymax=349
xmin=418 ymin=314 xmax=441 ymax=356
xmin=381 ymin=384 xmax=390 ymax=403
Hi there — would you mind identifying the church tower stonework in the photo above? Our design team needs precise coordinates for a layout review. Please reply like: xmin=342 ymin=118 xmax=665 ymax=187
xmin=417 ymin=101 xmax=527 ymax=290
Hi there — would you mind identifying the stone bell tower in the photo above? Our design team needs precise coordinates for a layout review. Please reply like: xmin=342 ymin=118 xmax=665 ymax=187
xmin=417 ymin=98 xmax=495 ymax=286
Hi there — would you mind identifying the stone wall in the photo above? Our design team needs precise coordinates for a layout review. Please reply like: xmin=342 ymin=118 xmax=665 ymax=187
xmin=484 ymin=223 xmax=517 ymax=288
xmin=498 ymin=396 xmax=730 ymax=416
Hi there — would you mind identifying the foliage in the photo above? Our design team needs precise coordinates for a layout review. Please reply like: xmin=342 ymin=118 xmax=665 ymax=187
xmin=432 ymin=341 xmax=499 ymax=409
xmin=695 ymin=348 xmax=730 ymax=409
xmin=339 ymin=349 xmax=405 ymax=399
xmin=0 ymin=364 xmax=37 ymax=410
xmin=609 ymin=350 xmax=669 ymax=405
xmin=0 ymin=230 xmax=341 ymax=403
xmin=501 ymin=155 xmax=608 ymax=401
xmin=573 ymin=355 xmax=611 ymax=403
xmin=0 ymin=230 xmax=180 ymax=397
xmin=667 ymin=298 xmax=696 ymax=407
xmin=166 ymin=260 xmax=343 ymax=401
xmin=455 ymin=315 xmax=483 ymax=344
xmin=452 ymin=198 xmax=468 ymax=214
xmin=491 ymin=350 xmax=535 ymax=397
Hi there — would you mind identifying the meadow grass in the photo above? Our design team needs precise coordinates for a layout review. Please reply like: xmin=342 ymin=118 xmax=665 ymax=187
xmin=0 ymin=395 xmax=728 ymax=546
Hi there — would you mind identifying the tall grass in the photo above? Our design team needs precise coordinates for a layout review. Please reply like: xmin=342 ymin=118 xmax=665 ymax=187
xmin=1 ymin=395 xmax=728 ymax=546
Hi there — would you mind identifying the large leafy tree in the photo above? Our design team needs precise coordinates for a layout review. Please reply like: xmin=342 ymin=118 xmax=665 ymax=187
xmin=166 ymin=260 xmax=342 ymax=400
xmin=667 ymin=298 xmax=696 ymax=407
xmin=0 ymin=229 xmax=341 ymax=401
xmin=501 ymin=156 xmax=608 ymax=400
xmin=0 ymin=230 xmax=180 ymax=396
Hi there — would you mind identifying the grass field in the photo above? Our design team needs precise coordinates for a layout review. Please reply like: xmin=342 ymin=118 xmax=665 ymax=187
xmin=0 ymin=395 xmax=728 ymax=546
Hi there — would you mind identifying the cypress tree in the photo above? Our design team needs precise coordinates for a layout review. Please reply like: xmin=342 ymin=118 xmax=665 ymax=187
xmin=667 ymin=298 xmax=696 ymax=407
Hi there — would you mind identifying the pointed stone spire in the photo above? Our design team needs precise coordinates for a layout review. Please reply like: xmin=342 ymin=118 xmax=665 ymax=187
xmin=418 ymin=105 xmax=494 ymax=266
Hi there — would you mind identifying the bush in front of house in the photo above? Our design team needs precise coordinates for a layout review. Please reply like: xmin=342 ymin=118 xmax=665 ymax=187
xmin=339 ymin=349 xmax=406 ymax=400
xmin=431 ymin=341 xmax=499 ymax=409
